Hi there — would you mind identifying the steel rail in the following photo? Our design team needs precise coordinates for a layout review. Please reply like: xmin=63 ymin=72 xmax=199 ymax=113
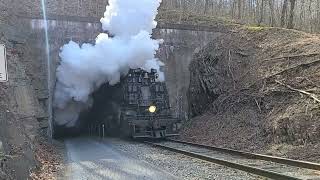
xmin=167 ymin=139 xmax=320 ymax=171
xmin=144 ymin=141 xmax=301 ymax=180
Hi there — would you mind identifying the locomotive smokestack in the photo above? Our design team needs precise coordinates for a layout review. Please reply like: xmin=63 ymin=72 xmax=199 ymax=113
xmin=53 ymin=0 xmax=164 ymax=128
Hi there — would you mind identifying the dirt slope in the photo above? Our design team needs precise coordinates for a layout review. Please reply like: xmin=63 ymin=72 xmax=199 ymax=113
xmin=181 ymin=26 xmax=320 ymax=162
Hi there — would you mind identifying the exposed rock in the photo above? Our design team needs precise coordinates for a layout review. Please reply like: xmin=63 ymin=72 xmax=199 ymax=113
xmin=0 ymin=25 xmax=39 ymax=179
xmin=0 ymin=1 xmax=108 ymax=178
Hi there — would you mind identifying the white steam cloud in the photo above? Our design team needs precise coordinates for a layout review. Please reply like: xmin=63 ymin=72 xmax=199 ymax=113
xmin=54 ymin=0 xmax=163 ymax=127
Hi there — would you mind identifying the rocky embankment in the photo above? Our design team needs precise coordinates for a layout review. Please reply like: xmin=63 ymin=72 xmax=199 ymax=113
xmin=0 ymin=21 xmax=38 ymax=179
xmin=182 ymin=26 xmax=320 ymax=162
xmin=0 ymin=11 xmax=63 ymax=179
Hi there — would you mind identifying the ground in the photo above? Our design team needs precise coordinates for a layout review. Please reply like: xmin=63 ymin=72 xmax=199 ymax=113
xmin=30 ymin=136 xmax=65 ymax=180
xmin=64 ymin=137 xmax=178 ymax=180
xmin=62 ymin=137 xmax=260 ymax=180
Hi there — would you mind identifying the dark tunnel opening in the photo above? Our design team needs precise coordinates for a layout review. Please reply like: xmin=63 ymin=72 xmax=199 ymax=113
xmin=53 ymin=83 xmax=123 ymax=139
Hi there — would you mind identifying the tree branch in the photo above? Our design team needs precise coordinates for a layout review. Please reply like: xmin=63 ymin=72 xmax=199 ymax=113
xmin=275 ymin=80 xmax=320 ymax=103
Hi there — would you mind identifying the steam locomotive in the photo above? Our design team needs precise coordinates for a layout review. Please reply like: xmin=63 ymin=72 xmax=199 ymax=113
xmin=119 ymin=68 xmax=180 ymax=138
xmin=88 ymin=68 xmax=180 ymax=139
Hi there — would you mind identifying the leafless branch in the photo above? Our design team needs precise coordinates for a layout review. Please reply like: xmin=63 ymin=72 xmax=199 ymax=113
xmin=275 ymin=80 xmax=320 ymax=103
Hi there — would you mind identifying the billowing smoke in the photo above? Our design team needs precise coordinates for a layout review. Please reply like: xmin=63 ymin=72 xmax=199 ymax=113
xmin=54 ymin=0 xmax=163 ymax=127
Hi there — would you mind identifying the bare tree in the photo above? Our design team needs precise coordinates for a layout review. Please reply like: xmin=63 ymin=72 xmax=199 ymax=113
xmin=288 ymin=0 xmax=296 ymax=29
xmin=204 ymin=0 xmax=210 ymax=14
xmin=281 ymin=0 xmax=289 ymax=27
xmin=237 ymin=0 xmax=242 ymax=19
xmin=160 ymin=0 xmax=320 ymax=33
xmin=317 ymin=0 xmax=320 ymax=30
xmin=269 ymin=0 xmax=275 ymax=26
xmin=258 ymin=0 xmax=265 ymax=25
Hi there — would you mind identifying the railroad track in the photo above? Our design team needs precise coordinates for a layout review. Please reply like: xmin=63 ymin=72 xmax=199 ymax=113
xmin=144 ymin=139 xmax=320 ymax=180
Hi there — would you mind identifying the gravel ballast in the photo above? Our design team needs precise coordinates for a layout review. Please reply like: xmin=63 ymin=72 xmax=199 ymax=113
xmin=107 ymin=138 xmax=262 ymax=180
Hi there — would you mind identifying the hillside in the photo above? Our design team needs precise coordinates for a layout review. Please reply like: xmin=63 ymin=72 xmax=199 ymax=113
xmin=181 ymin=25 xmax=320 ymax=162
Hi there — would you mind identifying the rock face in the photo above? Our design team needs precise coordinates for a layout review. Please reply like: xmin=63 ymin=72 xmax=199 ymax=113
xmin=184 ymin=27 xmax=320 ymax=161
xmin=0 ymin=0 xmax=108 ymax=178
xmin=26 ymin=18 xmax=101 ymax=137
xmin=0 ymin=24 xmax=39 ymax=179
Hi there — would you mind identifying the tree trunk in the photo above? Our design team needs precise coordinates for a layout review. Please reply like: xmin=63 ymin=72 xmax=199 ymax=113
xmin=299 ymin=0 xmax=304 ymax=24
xmin=268 ymin=0 xmax=275 ymax=26
xmin=281 ymin=0 xmax=289 ymax=27
xmin=287 ymin=0 xmax=296 ymax=29
xmin=231 ymin=0 xmax=237 ymax=18
xmin=258 ymin=0 xmax=265 ymax=25
xmin=204 ymin=0 xmax=209 ymax=14
xmin=317 ymin=0 xmax=320 ymax=32
xmin=237 ymin=0 xmax=242 ymax=19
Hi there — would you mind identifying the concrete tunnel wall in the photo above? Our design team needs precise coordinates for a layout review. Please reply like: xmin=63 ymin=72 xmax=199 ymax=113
xmin=154 ymin=29 xmax=222 ymax=120
xmin=18 ymin=16 xmax=222 ymax=137
xmin=14 ymin=17 xmax=102 ymax=137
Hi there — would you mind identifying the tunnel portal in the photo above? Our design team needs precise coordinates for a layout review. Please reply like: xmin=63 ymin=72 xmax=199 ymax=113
xmin=53 ymin=83 xmax=122 ymax=138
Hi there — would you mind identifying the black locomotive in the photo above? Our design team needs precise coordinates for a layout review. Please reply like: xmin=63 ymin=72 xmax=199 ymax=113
xmin=88 ymin=68 xmax=180 ymax=139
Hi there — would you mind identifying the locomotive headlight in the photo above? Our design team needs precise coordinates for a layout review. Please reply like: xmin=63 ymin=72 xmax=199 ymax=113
xmin=148 ymin=106 xmax=157 ymax=113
